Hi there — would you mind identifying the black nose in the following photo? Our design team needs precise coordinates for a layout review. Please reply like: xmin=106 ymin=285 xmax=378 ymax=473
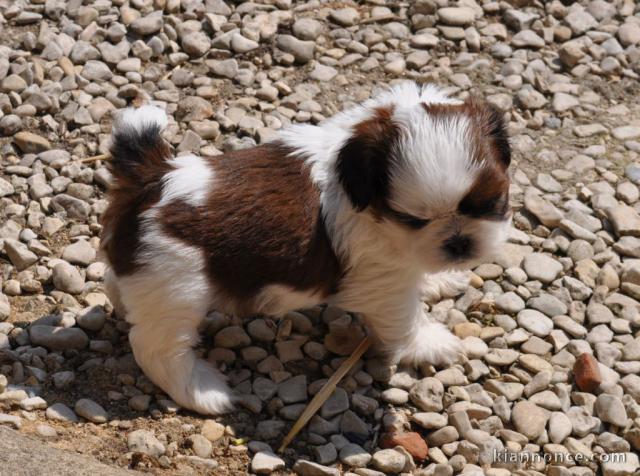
xmin=443 ymin=234 xmax=473 ymax=259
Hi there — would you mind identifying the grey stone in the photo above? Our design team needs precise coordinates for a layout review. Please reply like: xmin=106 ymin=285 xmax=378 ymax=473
xmin=30 ymin=325 xmax=88 ymax=351
xmin=75 ymin=399 xmax=108 ymax=423
xmin=127 ymin=429 xmax=165 ymax=457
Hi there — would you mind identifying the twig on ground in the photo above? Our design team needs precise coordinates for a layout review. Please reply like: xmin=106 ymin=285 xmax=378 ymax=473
xmin=278 ymin=336 xmax=371 ymax=453
xmin=80 ymin=153 xmax=111 ymax=163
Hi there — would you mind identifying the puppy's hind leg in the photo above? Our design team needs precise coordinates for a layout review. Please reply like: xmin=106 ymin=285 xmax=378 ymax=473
xmin=128 ymin=309 xmax=234 ymax=415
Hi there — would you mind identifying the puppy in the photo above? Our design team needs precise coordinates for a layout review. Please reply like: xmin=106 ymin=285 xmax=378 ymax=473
xmin=101 ymin=82 xmax=511 ymax=415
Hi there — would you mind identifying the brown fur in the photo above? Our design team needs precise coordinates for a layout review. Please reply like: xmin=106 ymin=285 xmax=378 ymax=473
xmin=336 ymin=106 xmax=399 ymax=212
xmin=159 ymin=143 xmax=344 ymax=311
xmin=101 ymin=138 xmax=172 ymax=276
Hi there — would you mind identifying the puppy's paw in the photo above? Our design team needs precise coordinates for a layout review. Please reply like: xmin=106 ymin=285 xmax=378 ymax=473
xmin=396 ymin=321 xmax=464 ymax=367
xmin=180 ymin=360 xmax=236 ymax=415
xmin=421 ymin=271 xmax=471 ymax=304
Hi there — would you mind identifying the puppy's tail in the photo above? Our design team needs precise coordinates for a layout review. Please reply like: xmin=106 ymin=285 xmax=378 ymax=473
xmin=109 ymin=105 xmax=172 ymax=187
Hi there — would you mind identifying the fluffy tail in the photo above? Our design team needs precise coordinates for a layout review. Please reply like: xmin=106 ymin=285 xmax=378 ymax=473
xmin=109 ymin=105 xmax=172 ymax=186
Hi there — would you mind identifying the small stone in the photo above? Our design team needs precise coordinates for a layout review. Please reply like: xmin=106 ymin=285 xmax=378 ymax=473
xmin=379 ymin=432 xmax=428 ymax=462
xmin=45 ymin=403 xmax=78 ymax=423
xmin=320 ymin=387 xmax=348 ymax=419
xmin=14 ymin=131 xmax=51 ymax=154
xmin=293 ymin=460 xmax=340 ymax=476
xmin=339 ymin=443 xmax=372 ymax=468
xmin=618 ymin=23 xmax=640 ymax=47
xmin=214 ymin=326 xmax=250 ymax=348
xmin=573 ymin=353 xmax=602 ymax=392
xmin=74 ymin=398 xmax=108 ymax=423
xmin=606 ymin=204 xmax=640 ymax=237
xmin=36 ymin=424 xmax=58 ymax=438
xmin=309 ymin=64 xmax=337 ymax=82
xmin=437 ymin=7 xmax=475 ymax=26
xmin=276 ymin=35 xmax=315 ymax=64
xmin=201 ymin=420 xmax=225 ymax=441
xmin=0 ymin=413 xmax=22 ymax=429
xmin=278 ymin=375 xmax=307 ymax=404
xmin=3 ymin=239 xmax=38 ymax=271
xmin=512 ymin=30 xmax=545 ymax=48
xmin=329 ymin=8 xmax=359 ymax=27
xmin=602 ymin=453 xmax=640 ymax=476
xmin=62 ymin=240 xmax=96 ymax=266
xmin=52 ymin=261 xmax=85 ymax=294
xmin=371 ymin=449 xmax=406 ymax=473
xmin=292 ymin=18 xmax=324 ymax=41
xmin=517 ymin=309 xmax=553 ymax=337
xmin=511 ymin=401 xmax=549 ymax=439
xmin=523 ymin=253 xmax=563 ymax=283
xmin=76 ymin=306 xmax=106 ymax=332
xmin=182 ymin=32 xmax=211 ymax=57
xmin=409 ymin=378 xmax=444 ymax=412
xmin=127 ymin=429 xmax=165 ymax=457
xmin=186 ymin=434 xmax=212 ymax=458
xmin=595 ymin=394 xmax=627 ymax=427
xmin=548 ymin=412 xmax=572 ymax=444
xmin=30 ymin=326 xmax=89 ymax=351
xmin=131 ymin=12 xmax=163 ymax=35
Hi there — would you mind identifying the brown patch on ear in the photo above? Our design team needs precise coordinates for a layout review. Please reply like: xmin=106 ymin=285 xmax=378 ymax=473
xmin=464 ymin=97 xmax=511 ymax=169
xmin=458 ymin=165 xmax=510 ymax=219
xmin=336 ymin=107 xmax=399 ymax=211
xmin=461 ymin=98 xmax=511 ymax=219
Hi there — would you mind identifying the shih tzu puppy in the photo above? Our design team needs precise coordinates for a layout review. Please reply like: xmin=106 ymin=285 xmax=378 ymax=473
xmin=101 ymin=82 xmax=511 ymax=415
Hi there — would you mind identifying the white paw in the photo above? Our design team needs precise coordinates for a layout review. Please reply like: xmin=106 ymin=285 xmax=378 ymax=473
xmin=421 ymin=271 xmax=470 ymax=304
xmin=396 ymin=321 xmax=464 ymax=367
xmin=179 ymin=360 xmax=236 ymax=415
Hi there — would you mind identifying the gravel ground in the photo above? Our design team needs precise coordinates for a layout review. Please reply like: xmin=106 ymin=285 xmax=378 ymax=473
xmin=1 ymin=0 xmax=640 ymax=475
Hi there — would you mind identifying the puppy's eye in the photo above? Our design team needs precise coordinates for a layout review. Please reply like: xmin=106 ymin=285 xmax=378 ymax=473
xmin=402 ymin=216 xmax=430 ymax=229
xmin=388 ymin=208 xmax=430 ymax=229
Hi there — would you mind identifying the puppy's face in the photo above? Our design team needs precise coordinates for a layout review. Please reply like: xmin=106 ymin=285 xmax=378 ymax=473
xmin=337 ymin=92 xmax=511 ymax=273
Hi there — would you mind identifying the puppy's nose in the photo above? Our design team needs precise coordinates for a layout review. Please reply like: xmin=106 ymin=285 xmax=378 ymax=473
xmin=443 ymin=234 xmax=473 ymax=259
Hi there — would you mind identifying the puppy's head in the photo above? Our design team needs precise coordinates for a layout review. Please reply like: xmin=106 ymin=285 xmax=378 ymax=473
xmin=336 ymin=83 xmax=511 ymax=273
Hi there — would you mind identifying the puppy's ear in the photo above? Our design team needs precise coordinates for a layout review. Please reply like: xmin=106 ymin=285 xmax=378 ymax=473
xmin=483 ymin=104 xmax=511 ymax=168
xmin=465 ymin=98 xmax=511 ymax=169
xmin=336 ymin=107 xmax=397 ymax=211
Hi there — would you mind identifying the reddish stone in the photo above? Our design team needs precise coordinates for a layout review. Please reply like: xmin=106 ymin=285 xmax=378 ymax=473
xmin=573 ymin=353 xmax=602 ymax=393
xmin=380 ymin=431 xmax=428 ymax=462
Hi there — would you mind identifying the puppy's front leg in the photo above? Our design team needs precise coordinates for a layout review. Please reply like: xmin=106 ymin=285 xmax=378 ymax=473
xmin=420 ymin=270 xmax=471 ymax=304
xmin=365 ymin=299 xmax=463 ymax=367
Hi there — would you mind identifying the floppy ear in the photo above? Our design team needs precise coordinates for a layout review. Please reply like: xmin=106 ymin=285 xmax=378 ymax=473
xmin=336 ymin=107 xmax=398 ymax=211
xmin=464 ymin=98 xmax=511 ymax=169
xmin=484 ymin=104 xmax=511 ymax=168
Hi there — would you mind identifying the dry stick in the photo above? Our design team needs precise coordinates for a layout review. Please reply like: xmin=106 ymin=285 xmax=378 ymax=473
xmin=278 ymin=336 xmax=372 ymax=453
xmin=80 ymin=153 xmax=111 ymax=163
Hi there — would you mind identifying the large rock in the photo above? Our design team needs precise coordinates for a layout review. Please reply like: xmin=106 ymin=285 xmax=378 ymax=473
xmin=0 ymin=426 xmax=134 ymax=475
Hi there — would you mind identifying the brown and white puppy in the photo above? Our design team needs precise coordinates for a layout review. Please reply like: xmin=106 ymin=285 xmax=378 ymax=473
xmin=101 ymin=82 xmax=511 ymax=415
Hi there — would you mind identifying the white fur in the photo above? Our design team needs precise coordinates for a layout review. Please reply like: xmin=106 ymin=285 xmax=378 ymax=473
xmin=281 ymin=82 xmax=506 ymax=365
xmin=119 ymin=211 xmax=233 ymax=415
xmin=159 ymin=155 xmax=213 ymax=207
xmin=115 ymin=104 xmax=168 ymax=135
xmin=421 ymin=271 xmax=472 ymax=303
xmin=254 ymin=285 xmax=323 ymax=317
xmin=105 ymin=83 xmax=511 ymax=415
